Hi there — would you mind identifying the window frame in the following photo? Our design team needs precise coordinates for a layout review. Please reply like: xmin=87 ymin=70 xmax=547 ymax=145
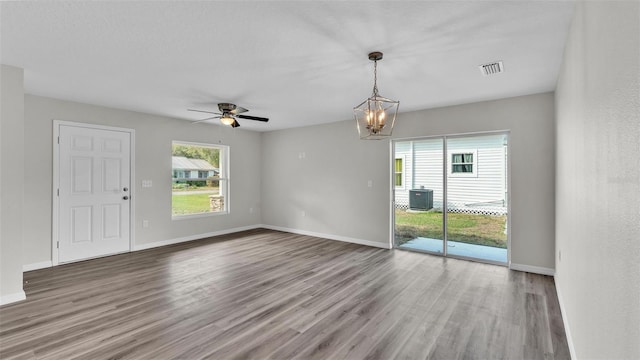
xmin=448 ymin=149 xmax=478 ymax=177
xmin=171 ymin=140 xmax=230 ymax=219
xmin=394 ymin=155 xmax=406 ymax=189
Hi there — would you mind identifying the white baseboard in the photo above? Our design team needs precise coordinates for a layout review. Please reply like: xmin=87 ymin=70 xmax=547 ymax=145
xmin=23 ymin=260 xmax=53 ymax=272
xmin=509 ymin=263 xmax=555 ymax=276
xmin=260 ymin=224 xmax=391 ymax=249
xmin=0 ymin=290 xmax=26 ymax=306
xmin=555 ymin=281 xmax=577 ymax=360
xmin=133 ymin=224 xmax=263 ymax=251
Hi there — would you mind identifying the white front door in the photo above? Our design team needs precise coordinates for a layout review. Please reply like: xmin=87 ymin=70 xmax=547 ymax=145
xmin=58 ymin=124 xmax=131 ymax=263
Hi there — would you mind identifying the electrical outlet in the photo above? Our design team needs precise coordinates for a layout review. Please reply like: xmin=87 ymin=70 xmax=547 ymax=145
xmin=367 ymin=180 xmax=373 ymax=188
xmin=301 ymin=210 xmax=306 ymax=217
xmin=142 ymin=180 xmax=153 ymax=188
xmin=250 ymin=207 xmax=254 ymax=214
xmin=143 ymin=220 xmax=149 ymax=228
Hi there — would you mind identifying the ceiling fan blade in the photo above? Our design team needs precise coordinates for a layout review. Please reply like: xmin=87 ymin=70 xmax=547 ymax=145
xmin=191 ymin=116 xmax=220 ymax=124
xmin=188 ymin=109 xmax=221 ymax=115
xmin=231 ymin=106 xmax=249 ymax=115
xmin=236 ymin=114 xmax=269 ymax=122
xmin=231 ymin=119 xmax=241 ymax=128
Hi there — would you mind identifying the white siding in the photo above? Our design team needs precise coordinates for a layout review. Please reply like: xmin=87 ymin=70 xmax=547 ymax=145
xmin=412 ymin=139 xmax=444 ymax=207
xmin=447 ymin=134 xmax=506 ymax=206
xmin=394 ymin=134 xmax=506 ymax=212
xmin=395 ymin=138 xmax=444 ymax=208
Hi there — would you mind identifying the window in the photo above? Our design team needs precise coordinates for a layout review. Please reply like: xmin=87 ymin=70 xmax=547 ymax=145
xmin=452 ymin=153 xmax=473 ymax=173
xmin=449 ymin=150 xmax=477 ymax=177
xmin=394 ymin=157 xmax=404 ymax=188
xmin=172 ymin=141 xmax=229 ymax=217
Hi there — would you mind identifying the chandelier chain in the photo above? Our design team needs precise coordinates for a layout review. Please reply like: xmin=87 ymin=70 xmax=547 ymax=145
xmin=372 ymin=60 xmax=379 ymax=97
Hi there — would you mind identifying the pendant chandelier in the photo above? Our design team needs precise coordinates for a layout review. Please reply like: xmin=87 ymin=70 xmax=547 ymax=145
xmin=353 ymin=51 xmax=399 ymax=140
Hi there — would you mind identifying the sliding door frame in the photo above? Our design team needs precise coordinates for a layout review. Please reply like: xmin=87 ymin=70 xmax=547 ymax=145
xmin=391 ymin=130 xmax=511 ymax=266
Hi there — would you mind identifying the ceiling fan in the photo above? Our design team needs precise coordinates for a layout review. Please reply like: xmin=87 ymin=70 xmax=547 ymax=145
xmin=188 ymin=103 xmax=269 ymax=128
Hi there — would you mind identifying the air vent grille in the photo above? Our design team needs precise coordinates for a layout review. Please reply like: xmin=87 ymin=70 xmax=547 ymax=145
xmin=479 ymin=61 xmax=504 ymax=76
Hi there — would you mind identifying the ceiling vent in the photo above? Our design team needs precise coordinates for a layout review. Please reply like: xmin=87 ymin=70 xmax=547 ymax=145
xmin=479 ymin=61 xmax=504 ymax=76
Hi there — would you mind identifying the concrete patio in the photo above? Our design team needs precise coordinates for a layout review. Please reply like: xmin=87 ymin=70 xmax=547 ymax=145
xmin=399 ymin=237 xmax=507 ymax=263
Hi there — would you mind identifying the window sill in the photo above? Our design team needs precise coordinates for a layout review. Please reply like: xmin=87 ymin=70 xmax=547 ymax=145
xmin=448 ymin=173 xmax=478 ymax=178
xmin=172 ymin=211 xmax=229 ymax=220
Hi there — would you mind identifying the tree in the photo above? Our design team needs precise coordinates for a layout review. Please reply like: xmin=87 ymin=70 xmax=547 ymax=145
xmin=172 ymin=144 xmax=219 ymax=167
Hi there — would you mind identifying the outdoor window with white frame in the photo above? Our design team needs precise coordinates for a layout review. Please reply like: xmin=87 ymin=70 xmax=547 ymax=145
xmin=171 ymin=141 xmax=229 ymax=217
xmin=449 ymin=149 xmax=477 ymax=177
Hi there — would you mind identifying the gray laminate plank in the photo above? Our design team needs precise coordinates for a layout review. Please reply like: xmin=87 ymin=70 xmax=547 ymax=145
xmin=0 ymin=229 xmax=569 ymax=360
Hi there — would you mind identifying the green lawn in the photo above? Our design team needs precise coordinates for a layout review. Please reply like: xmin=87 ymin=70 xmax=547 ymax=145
xmin=395 ymin=209 xmax=507 ymax=248
xmin=172 ymin=193 xmax=213 ymax=215
xmin=172 ymin=185 xmax=219 ymax=192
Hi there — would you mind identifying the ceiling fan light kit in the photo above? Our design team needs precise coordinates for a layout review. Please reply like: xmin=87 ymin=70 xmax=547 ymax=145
xmin=188 ymin=102 xmax=269 ymax=128
xmin=353 ymin=51 xmax=399 ymax=140
xmin=220 ymin=114 xmax=235 ymax=126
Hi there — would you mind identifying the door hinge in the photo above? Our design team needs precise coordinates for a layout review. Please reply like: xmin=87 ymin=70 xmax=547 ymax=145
xmin=57 ymin=241 xmax=59 ymax=249
xmin=57 ymin=189 xmax=59 ymax=196
xmin=57 ymin=136 xmax=60 ymax=144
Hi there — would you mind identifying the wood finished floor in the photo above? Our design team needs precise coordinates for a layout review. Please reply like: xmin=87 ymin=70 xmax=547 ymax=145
xmin=0 ymin=229 xmax=570 ymax=359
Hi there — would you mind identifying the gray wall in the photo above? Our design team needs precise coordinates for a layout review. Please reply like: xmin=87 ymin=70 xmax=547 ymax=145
xmin=262 ymin=92 xmax=556 ymax=270
xmin=555 ymin=1 xmax=640 ymax=359
xmin=0 ymin=65 xmax=25 ymax=303
xmin=22 ymin=95 xmax=262 ymax=266
xmin=261 ymin=119 xmax=392 ymax=246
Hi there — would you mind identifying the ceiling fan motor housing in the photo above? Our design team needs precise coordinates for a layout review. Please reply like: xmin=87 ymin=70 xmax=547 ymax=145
xmin=218 ymin=103 xmax=237 ymax=112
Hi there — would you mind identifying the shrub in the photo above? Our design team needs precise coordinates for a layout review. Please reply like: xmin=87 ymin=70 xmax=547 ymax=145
xmin=172 ymin=183 xmax=189 ymax=190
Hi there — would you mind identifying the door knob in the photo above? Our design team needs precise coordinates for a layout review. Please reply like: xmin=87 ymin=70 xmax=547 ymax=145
xmin=123 ymin=187 xmax=128 ymax=192
xmin=123 ymin=196 xmax=129 ymax=200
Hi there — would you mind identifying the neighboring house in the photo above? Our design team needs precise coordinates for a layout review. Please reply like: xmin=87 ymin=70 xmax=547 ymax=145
xmin=172 ymin=156 xmax=218 ymax=182
xmin=394 ymin=134 xmax=508 ymax=215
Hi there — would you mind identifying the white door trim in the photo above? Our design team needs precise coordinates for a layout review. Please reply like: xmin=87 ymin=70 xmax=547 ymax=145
xmin=52 ymin=120 xmax=136 ymax=265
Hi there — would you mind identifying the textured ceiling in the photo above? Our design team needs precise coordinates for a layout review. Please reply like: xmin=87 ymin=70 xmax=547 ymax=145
xmin=1 ymin=1 xmax=575 ymax=131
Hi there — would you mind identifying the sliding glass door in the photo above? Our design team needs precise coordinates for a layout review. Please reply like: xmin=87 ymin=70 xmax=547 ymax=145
xmin=393 ymin=132 xmax=509 ymax=264
xmin=393 ymin=138 xmax=445 ymax=254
